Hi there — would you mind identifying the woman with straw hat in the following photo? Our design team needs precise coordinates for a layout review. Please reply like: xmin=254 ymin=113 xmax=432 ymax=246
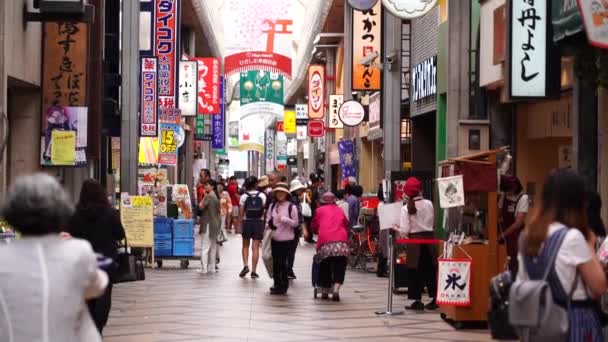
xmin=266 ymin=182 xmax=300 ymax=295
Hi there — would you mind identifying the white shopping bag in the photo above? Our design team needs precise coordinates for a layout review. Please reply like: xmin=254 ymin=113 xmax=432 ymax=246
xmin=262 ymin=229 xmax=273 ymax=278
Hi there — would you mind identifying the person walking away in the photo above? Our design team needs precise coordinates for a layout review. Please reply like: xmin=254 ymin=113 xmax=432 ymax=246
xmin=199 ymin=180 xmax=221 ymax=274
xmin=393 ymin=177 xmax=438 ymax=311
xmin=239 ymin=176 xmax=267 ymax=278
xmin=67 ymin=179 xmax=126 ymax=334
xmin=499 ymin=175 xmax=529 ymax=276
xmin=227 ymin=176 xmax=241 ymax=234
xmin=288 ymin=179 xmax=308 ymax=279
xmin=346 ymin=183 xmax=361 ymax=230
xmin=588 ymin=191 xmax=606 ymax=238
xmin=516 ymin=169 xmax=607 ymax=341
xmin=336 ymin=189 xmax=350 ymax=219
xmin=311 ymin=192 xmax=350 ymax=301
xmin=0 ymin=173 xmax=107 ymax=341
xmin=266 ymin=182 xmax=300 ymax=295
xmin=217 ymin=182 xmax=232 ymax=267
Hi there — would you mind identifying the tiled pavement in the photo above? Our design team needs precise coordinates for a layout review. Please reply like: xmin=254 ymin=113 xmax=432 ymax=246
xmin=105 ymin=234 xmax=495 ymax=342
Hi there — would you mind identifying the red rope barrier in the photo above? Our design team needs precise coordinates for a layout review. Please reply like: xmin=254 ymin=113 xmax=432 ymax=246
xmin=395 ymin=238 xmax=443 ymax=245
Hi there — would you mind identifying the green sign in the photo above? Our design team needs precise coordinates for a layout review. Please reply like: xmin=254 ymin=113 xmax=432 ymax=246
xmin=195 ymin=115 xmax=204 ymax=140
xmin=239 ymin=70 xmax=284 ymax=106
xmin=552 ymin=0 xmax=583 ymax=42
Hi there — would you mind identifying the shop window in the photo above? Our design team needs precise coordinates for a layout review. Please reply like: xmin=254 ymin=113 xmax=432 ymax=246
xmin=401 ymin=118 xmax=411 ymax=143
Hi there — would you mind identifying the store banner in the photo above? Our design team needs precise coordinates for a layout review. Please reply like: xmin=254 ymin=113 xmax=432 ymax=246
xmin=138 ymin=137 xmax=159 ymax=165
xmin=338 ymin=140 xmax=356 ymax=180
xmin=436 ymin=259 xmax=472 ymax=307
xmin=265 ymin=129 xmax=276 ymax=172
xmin=158 ymin=123 xmax=180 ymax=166
xmin=329 ymin=95 xmax=344 ymax=128
xmin=437 ymin=175 xmax=465 ymax=208
xmin=240 ymin=70 xmax=284 ymax=120
xmin=287 ymin=138 xmax=297 ymax=157
xmin=308 ymin=65 xmax=325 ymax=119
xmin=178 ymin=60 xmax=197 ymax=116
xmin=140 ymin=57 xmax=158 ymax=136
xmin=352 ymin=1 xmax=382 ymax=91
xmin=195 ymin=57 xmax=221 ymax=114
xmin=295 ymin=104 xmax=308 ymax=120
xmin=296 ymin=125 xmax=308 ymax=141
xmin=155 ymin=0 xmax=180 ymax=108
xmin=284 ymin=110 xmax=297 ymax=135
xmin=212 ymin=77 xmax=225 ymax=149
xmin=159 ymin=108 xmax=181 ymax=124
xmin=239 ymin=117 xmax=265 ymax=153
xmin=578 ymin=0 xmax=608 ymax=49
xmin=41 ymin=106 xmax=88 ymax=167
xmin=195 ymin=115 xmax=205 ymax=141
xmin=308 ymin=120 xmax=325 ymax=138
xmin=276 ymin=131 xmax=288 ymax=171
xmin=368 ymin=91 xmax=381 ymax=130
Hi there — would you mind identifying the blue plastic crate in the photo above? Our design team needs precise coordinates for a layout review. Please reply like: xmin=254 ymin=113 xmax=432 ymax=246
xmin=154 ymin=239 xmax=172 ymax=257
xmin=172 ymin=237 xmax=194 ymax=256
xmin=154 ymin=217 xmax=173 ymax=236
xmin=154 ymin=233 xmax=172 ymax=241
xmin=173 ymin=219 xmax=194 ymax=239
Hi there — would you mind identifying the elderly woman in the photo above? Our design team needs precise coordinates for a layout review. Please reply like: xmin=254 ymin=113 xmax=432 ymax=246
xmin=0 ymin=173 xmax=107 ymax=341
xmin=311 ymin=192 xmax=350 ymax=302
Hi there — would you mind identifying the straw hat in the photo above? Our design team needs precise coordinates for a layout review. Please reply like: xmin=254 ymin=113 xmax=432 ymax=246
xmin=289 ymin=179 xmax=307 ymax=193
xmin=258 ymin=175 xmax=269 ymax=188
xmin=272 ymin=182 xmax=290 ymax=195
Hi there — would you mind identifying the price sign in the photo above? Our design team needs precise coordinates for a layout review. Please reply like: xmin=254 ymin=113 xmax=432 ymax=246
xmin=158 ymin=123 xmax=179 ymax=165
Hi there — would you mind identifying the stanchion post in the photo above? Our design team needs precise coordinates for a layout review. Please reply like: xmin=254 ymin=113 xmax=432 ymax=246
xmin=376 ymin=230 xmax=404 ymax=316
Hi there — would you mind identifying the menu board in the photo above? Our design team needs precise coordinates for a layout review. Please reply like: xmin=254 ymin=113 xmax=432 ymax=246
xmin=120 ymin=193 xmax=154 ymax=247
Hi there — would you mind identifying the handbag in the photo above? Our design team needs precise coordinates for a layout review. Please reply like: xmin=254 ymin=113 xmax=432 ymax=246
xmin=301 ymin=195 xmax=312 ymax=218
xmin=217 ymin=228 xmax=228 ymax=244
xmin=113 ymin=236 xmax=145 ymax=283
xmin=262 ymin=229 xmax=273 ymax=278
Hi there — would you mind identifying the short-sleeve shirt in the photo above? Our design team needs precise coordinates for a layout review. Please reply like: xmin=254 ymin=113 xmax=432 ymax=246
xmin=517 ymin=223 xmax=593 ymax=300
xmin=239 ymin=190 xmax=267 ymax=220
xmin=227 ymin=183 xmax=240 ymax=206
xmin=507 ymin=193 xmax=530 ymax=215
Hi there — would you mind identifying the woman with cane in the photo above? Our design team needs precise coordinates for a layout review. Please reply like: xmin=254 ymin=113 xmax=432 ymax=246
xmin=392 ymin=177 xmax=438 ymax=311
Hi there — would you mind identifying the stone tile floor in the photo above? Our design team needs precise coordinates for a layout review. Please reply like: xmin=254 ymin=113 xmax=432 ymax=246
xmin=105 ymin=234 xmax=496 ymax=342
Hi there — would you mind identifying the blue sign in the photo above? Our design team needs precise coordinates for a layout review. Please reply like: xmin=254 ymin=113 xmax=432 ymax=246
xmin=338 ymin=140 xmax=356 ymax=180
xmin=212 ymin=77 xmax=225 ymax=150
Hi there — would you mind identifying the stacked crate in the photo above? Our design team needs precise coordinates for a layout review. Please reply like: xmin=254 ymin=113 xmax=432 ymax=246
xmin=172 ymin=219 xmax=194 ymax=256
xmin=154 ymin=217 xmax=173 ymax=257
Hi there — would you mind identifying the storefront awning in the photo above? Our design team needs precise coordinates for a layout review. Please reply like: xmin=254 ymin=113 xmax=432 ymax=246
xmin=552 ymin=0 xmax=583 ymax=42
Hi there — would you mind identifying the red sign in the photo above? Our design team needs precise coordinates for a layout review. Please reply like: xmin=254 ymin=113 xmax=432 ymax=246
xmin=224 ymin=51 xmax=292 ymax=79
xmin=195 ymin=58 xmax=220 ymax=114
xmin=140 ymin=57 xmax=158 ymax=137
xmin=276 ymin=121 xmax=284 ymax=132
xmin=308 ymin=120 xmax=325 ymax=137
xmin=308 ymin=65 xmax=325 ymax=119
xmin=159 ymin=108 xmax=181 ymax=124
xmin=155 ymin=0 xmax=179 ymax=104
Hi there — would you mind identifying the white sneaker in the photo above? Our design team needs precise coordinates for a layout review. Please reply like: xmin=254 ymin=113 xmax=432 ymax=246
xmin=197 ymin=268 xmax=208 ymax=275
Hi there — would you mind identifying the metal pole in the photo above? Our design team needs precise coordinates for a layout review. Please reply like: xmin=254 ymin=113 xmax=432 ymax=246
xmin=120 ymin=0 xmax=139 ymax=194
xmin=376 ymin=230 xmax=404 ymax=316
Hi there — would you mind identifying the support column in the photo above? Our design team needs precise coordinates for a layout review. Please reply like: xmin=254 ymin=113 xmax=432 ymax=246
xmin=343 ymin=2 xmax=354 ymax=139
xmin=598 ymin=87 xmax=608 ymax=223
xmin=382 ymin=11 xmax=402 ymax=180
xmin=120 ymin=0 xmax=139 ymax=194
xmin=324 ymin=47 xmax=336 ymax=189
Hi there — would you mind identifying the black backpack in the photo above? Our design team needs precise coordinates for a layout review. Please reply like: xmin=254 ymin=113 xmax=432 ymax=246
xmin=244 ymin=192 xmax=264 ymax=219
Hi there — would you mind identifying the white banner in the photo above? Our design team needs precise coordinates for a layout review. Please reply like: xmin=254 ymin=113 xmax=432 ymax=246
xmin=377 ymin=202 xmax=403 ymax=230
xmin=296 ymin=125 xmax=307 ymax=141
xmin=437 ymin=259 xmax=472 ymax=307
xmin=179 ymin=61 xmax=197 ymax=116
xmin=329 ymin=95 xmax=344 ymax=128
xmin=437 ymin=175 xmax=465 ymax=208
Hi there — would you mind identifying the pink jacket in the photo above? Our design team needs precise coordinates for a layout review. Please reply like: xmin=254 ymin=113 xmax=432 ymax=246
xmin=311 ymin=204 xmax=349 ymax=249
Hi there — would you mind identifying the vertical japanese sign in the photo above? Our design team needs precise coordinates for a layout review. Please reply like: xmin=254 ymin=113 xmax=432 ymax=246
xmin=509 ymin=0 xmax=549 ymax=97
xmin=296 ymin=104 xmax=308 ymax=141
xmin=353 ymin=1 xmax=382 ymax=91
xmin=179 ymin=60 xmax=197 ymax=116
xmin=338 ymin=140 xmax=357 ymax=180
xmin=265 ymin=129 xmax=276 ymax=172
xmin=195 ymin=57 xmax=221 ymax=114
xmin=329 ymin=95 xmax=344 ymax=129
xmin=140 ymin=57 xmax=158 ymax=136
xmin=158 ymin=108 xmax=181 ymax=166
xmin=212 ymin=78 xmax=225 ymax=149
xmin=308 ymin=65 xmax=325 ymax=119
xmin=194 ymin=115 xmax=205 ymax=141
xmin=155 ymin=0 xmax=180 ymax=109
xmin=276 ymin=131 xmax=288 ymax=171
xmin=284 ymin=110 xmax=297 ymax=136
xmin=436 ymin=259 xmax=472 ymax=306
xmin=41 ymin=22 xmax=88 ymax=166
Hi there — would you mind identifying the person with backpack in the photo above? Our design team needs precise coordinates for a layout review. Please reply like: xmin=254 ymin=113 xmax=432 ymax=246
xmin=238 ymin=176 xmax=267 ymax=278
xmin=510 ymin=169 xmax=607 ymax=341
xmin=266 ymin=182 xmax=300 ymax=295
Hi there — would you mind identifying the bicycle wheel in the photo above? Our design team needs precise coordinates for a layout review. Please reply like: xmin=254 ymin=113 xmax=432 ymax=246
xmin=348 ymin=234 xmax=360 ymax=268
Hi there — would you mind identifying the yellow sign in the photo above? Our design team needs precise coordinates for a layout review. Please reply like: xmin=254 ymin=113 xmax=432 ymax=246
xmin=51 ymin=130 xmax=76 ymax=165
xmin=120 ymin=194 xmax=154 ymax=247
xmin=284 ymin=110 xmax=296 ymax=135
xmin=138 ymin=137 xmax=159 ymax=165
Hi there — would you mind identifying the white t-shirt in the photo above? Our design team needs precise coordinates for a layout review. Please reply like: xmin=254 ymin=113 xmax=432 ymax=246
xmin=517 ymin=223 xmax=593 ymax=300
xmin=398 ymin=197 xmax=434 ymax=236
xmin=507 ymin=193 xmax=529 ymax=215
xmin=239 ymin=190 xmax=267 ymax=219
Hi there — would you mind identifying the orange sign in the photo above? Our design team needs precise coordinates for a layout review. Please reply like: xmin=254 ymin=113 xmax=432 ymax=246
xmin=308 ymin=65 xmax=325 ymax=119
xmin=352 ymin=2 xmax=382 ymax=91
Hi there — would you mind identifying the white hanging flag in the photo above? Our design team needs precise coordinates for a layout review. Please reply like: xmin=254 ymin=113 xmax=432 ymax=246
xmin=437 ymin=175 xmax=465 ymax=208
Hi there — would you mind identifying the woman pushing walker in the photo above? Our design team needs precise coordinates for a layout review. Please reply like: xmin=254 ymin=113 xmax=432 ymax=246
xmin=392 ymin=177 xmax=438 ymax=311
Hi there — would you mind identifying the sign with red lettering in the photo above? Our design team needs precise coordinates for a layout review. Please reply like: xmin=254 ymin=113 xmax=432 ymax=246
xmin=195 ymin=57 xmax=221 ymax=114
xmin=308 ymin=120 xmax=325 ymax=137
xmin=224 ymin=51 xmax=292 ymax=79
xmin=155 ymin=0 xmax=180 ymax=107
xmin=140 ymin=57 xmax=158 ymax=136
xmin=308 ymin=65 xmax=325 ymax=119
xmin=353 ymin=1 xmax=382 ymax=91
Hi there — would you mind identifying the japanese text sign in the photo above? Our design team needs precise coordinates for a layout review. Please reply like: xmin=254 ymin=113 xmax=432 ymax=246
xmin=412 ymin=56 xmax=437 ymax=102
xmin=295 ymin=104 xmax=308 ymax=120
xmin=353 ymin=2 xmax=382 ymax=91
xmin=212 ymin=106 xmax=225 ymax=149
xmin=308 ymin=120 xmax=325 ymax=138
xmin=179 ymin=60 xmax=197 ymax=116
xmin=158 ymin=123 xmax=179 ymax=166
xmin=195 ymin=57 xmax=221 ymax=114
xmin=120 ymin=194 xmax=154 ymax=248
xmin=329 ymin=95 xmax=344 ymax=128
xmin=194 ymin=115 xmax=205 ymax=141
xmin=159 ymin=108 xmax=181 ymax=124
xmin=578 ymin=0 xmax=608 ymax=49
xmin=436 ymin=259 xmax=472 ymax=306
xmin=50 ymin=130 xmax=76 ymax=166
xmin=265 ymin=129 xmax=276 ymax=172
xmin=284 ymin=110 xmax=297 ymax=135
xmin=308 ymin=65 xmax=325 ymax=119
xmin=509 ymin=0 xmax=549 ymax=97
xmin=141 ymin=57 xmax=158 ymax=136
xmin=155 ymin=0 xmax=180 ymax=105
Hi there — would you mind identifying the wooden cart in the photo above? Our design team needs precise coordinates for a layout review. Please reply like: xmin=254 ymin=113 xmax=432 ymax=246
xmin=438 ymin=149 xmax=507 ymax=327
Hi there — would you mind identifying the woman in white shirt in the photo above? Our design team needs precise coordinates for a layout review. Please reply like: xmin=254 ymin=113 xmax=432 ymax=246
xmin=517 ymin=169 xmax=607 ymax=341
xmin=393 ymin=177 xmax=438 ymax=311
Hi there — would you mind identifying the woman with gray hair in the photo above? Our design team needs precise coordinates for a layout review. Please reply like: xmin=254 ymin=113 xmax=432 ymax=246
xmin=0 ymin=173 xmax=107 ymax=342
